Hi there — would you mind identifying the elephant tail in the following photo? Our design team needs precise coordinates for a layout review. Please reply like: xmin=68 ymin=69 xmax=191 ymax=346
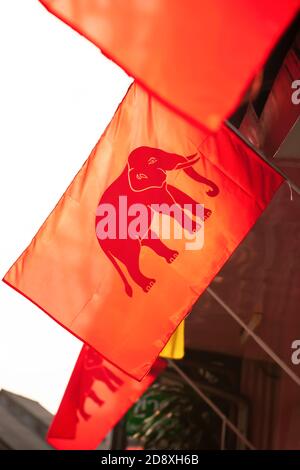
xmin=183 ymin=166 xmax=219 ymax=197
xmin=104 ymin=250 xmax=133 ymax=297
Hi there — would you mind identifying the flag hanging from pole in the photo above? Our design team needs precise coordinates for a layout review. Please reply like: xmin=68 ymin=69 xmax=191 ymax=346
xmin=39 ymin=0 xmax=299 ymax=131
xmin=3 ymin=82 xmax=283 ymax=380
xmin=47 ymin=345 xmax=166 ymax=450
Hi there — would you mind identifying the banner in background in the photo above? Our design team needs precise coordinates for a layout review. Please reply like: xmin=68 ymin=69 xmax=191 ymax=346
xmin=47 ymin=346 xmax=166 ymax=450
xmin=3 ymin=82 xmax=283 ymax=380
xmin=39 ymin=0 xmax=299 ymax=131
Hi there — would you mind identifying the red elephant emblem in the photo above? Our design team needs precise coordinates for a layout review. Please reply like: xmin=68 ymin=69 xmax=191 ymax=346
xmin=78 ymin=347 xmax=124 ymax=421
xmin=95 ymin=146 xmax=219 ymax=297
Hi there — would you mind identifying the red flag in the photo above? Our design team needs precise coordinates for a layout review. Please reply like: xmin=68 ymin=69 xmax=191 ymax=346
xmin=3 ymin=82 xmax=283 ymax=380
xmin=47 ymin=346 xmax=166 ymax=450
xmin=39 ymin=0 xmax=299 ymax=131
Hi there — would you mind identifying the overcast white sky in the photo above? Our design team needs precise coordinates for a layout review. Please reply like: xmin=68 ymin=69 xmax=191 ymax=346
xmin=0 ymin=0 xmax=131 ymax=413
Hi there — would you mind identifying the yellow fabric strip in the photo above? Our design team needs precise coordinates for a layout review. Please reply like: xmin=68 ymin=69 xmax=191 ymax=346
xmin=160 ymin=321 xmax=184 ymax=359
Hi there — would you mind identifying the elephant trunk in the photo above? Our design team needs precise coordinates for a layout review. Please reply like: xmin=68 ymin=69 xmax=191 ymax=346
xmin=183 ymin=166 xmax=219 ymax=197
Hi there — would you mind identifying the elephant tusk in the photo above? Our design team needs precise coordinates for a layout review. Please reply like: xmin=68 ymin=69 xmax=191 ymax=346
xmin=186 ymin=153 xmax=198 ymax=160
xmin=176 ymin=154 xmax=200 ymax=169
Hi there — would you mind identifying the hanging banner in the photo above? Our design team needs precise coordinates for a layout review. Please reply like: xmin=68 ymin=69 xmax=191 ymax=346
xmin=3 ymin=82 xmax=283 ymax=380
xmin=47 ymin=345 xmax=166 ymax=450
xmin=39 ymin=0 xmax=299 ymax=131
xmin=260 ymin=46 xmax=300 ymax=158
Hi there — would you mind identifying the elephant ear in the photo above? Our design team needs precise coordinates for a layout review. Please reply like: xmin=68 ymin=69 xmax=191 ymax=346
xmin=128 ymin=168 xmax=158 ymax=191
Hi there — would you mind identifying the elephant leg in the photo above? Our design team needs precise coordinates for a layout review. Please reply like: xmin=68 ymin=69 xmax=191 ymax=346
xmin=88 ymin=389 xmax=104 ymax=407
xmin=167 ymin=185 xmax=212 ymax=222
xmin=141 ymin=230 xmax=178 ymax=263
xmin=97 ymin=367 xmax=124 ymax=391
xmin=105 ymin=368 xmax=124 ymax=387
xmin=150 ymin=190 xmax=199 ymax=234
xmin=78 ymin=395 xmax=91 ymax=420
xmin=109 ymin=239 xmax=156 ymax=294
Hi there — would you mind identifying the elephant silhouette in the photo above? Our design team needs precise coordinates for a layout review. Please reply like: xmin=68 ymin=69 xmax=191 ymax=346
xmin=78 ymin=347 xmax=124 ymax=421
xmin=95 ymin=146 xmax=219 ymax=297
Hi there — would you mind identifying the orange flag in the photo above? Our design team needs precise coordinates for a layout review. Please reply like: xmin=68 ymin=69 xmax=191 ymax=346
xmin=3 ymin=82 xmax=283 ymax=380
xmin=47 ymin=345 xmax=166 ymax=450
xmin=39 ymin=0 xmax=299 ymax=131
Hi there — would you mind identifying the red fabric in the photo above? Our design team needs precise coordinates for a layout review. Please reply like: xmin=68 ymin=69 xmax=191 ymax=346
xmin=39 ymin=0 xmax=299 ymax=131
xmin=3 ymin=82 xmax=283 ymax=380
xmin=47 ymin=345 xmax=166 ymax=450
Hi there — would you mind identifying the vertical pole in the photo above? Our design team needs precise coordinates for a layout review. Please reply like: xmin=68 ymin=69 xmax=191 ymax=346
xmin=220 ymin=419 xmax=226 ymax=450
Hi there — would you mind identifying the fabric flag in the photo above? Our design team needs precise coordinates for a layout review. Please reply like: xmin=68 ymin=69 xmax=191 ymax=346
xmin=3 ymin=82 xmax=283 ymax=380
xmin=39 ymin=0 xmax=299 ymax=131
xmin=239 ymin=103 xmax=263 ymax=150
xmin=160 ymin=321 xmax=184 ymax=360
xmin=240 ymin=46 xmax=300 ymax=157
xmin=47 ymin=345 xmax=166 ymax=450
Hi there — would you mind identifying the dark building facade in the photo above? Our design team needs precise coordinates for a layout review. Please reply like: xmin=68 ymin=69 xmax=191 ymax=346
xmin=0 ymin=389 xmax=53 ymax=450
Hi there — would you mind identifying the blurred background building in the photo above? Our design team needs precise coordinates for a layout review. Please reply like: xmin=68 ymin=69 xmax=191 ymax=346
xmin=0 ymin=389 xmax=52 ymax=450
